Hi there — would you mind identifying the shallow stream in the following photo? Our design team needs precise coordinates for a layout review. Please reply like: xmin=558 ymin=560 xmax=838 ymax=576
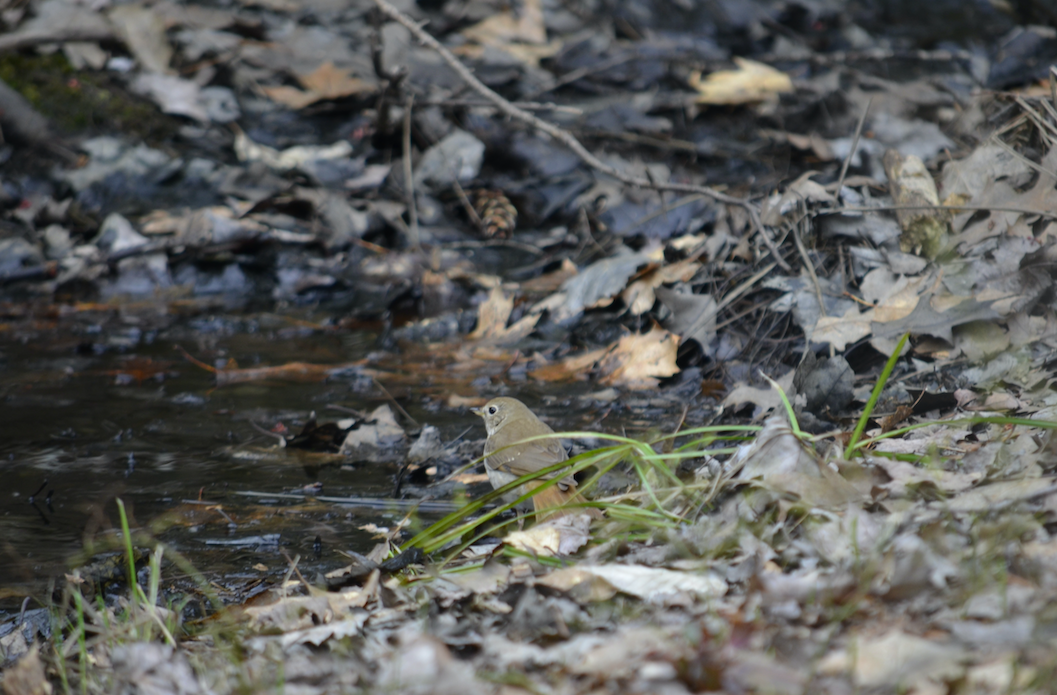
xmin=0 ymin=305 xmax=445 ymax=613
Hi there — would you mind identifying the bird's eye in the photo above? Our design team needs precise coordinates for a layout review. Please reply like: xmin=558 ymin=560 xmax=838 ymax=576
xmin=488 ymin=406 xmax=497 ymax=415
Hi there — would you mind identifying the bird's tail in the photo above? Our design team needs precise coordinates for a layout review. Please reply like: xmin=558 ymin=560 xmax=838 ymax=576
xmin=527 ymin=480 xmax=603 ymax=520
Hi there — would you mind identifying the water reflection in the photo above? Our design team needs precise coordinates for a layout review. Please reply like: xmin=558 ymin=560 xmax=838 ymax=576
xmin=0 ymin=309 xmax=433 ymax=612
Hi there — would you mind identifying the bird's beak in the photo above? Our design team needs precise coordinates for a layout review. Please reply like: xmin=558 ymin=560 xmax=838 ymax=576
xmin=470 ymin=406 xmax=483 ymax=417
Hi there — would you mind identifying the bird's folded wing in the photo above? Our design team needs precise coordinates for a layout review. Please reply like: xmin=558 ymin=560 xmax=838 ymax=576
xmin=484 ymin=439 xmax=575 ymax=487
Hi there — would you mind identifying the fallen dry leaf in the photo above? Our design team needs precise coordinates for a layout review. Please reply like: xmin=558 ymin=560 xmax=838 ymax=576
xmin=874 ymin=457 xmax=982 ymax=498
xmin=447 ymin=394 xmax=486 ymax=408
xmin=443 ymin=558 xmax=511 ymax=594
xmin=234 ymin=130 xmax=354 ymax=170
xmin=528 ymin=346 xmax=608 ymax=383
xmin=818 ymin=628 xmax=965 ymax=689
xmin=212 ymin=360 xmax=376 ymax=386
xmin=953 ymin=143 xmax=1057 ymax=249
xmin=722 ymin=369 xmax=795 ymax=419
xmin=455 ymin=0 xmax=560 ymax=68
xmin=531 ymin=252 xmax=650 ymax=323
xmin=461 ymin=0 xmax=546 ymax=45
xmin=243 ymin=585 xmax=372 ymax=633
xmin=260 ymin=85 xmax=320 ymax=110
xmin=596 ymin=326 xmax=680 ymax=389
xmin=814 ymin=257 xmax=927 ymax=350
xmin=735 ymin=415 xmax=863 ymax=508
xmin=657 ymin=286 xmax=718 ymax=349
xmin=110 ymin=4 xmax=172 ymax=75
xmin=540 ymin=564 xmax=727 ymax=603
xmin=532 ymin=326 xmax=679 ymax=388
xmin=262 ymin=61 xmax=374 ymax=109
xmin=812 ymin=306 xmax=872 ymax=352
xmin=760 ymin=171 xmax=836 ymax=226
xmin=519 ymin=258 xmax=578 ymax=294
xmin=340 ymin=404 xmax=406 ymax=456
xmin=689 ymin=57 xmax=793 ymax=105
xmin=299 ymin=61 xmax=373 ymax=97
xmin=503 ymin=513 xmax=593 ymax=557
xmin=468 ymin=286 xmax=540 ymax=344
xmin=0 ymin=645 xmax=51 ymax=695
xmin=620 ymin=257 xmax=702 ymax=315
xmin=932 ymin=477 xmax=1057 ymax=513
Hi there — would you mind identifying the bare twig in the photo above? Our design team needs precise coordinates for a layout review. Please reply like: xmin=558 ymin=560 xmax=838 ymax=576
xmin=450 ymin=177 xmax=484 ymax=229
xmin=419 ymin=98 xmax=583 ymax=115
xmin=0 ymin=261 xmax=58 ymax=286
xmin=233 ymin=489 xmax=463 ymax=512
xmin=715 ymin=262 xmax=777 ymax=312
xmin=373 ymin=376 xmax=419 ymax=428
xmin=1050 ymin=65 xmax=1057 ymax=111
xmin=577 ymin=128 xmax=702 ymax=153
xmin=622 ymin=193 xmax=705 ymax=235
xmin=326 ymin=403 xmax=370 ymax=419
xmin=792 ymin=215 xmax=825 ymax=315
xmin=991 ymin=125 xmax=1057 ymax=179
xmin=369 ymin=6 xmax=408 ymax=138
xmin=790 ymin=211 xmax=832 ymax=356
xmin=402 ymin=94 xmax=420 ymax=249
xmin=279 ymin=552 xmax=305 ymax=597
xmin=1013 ymin=96 xmax=1057 ymax=147
xmin=0 ymin=26 xmax=114 ymax=53
xmin=371 ymin=0 xmax=792 ymax=271
xmin=757 ymin=46 xmax=976 ymax=68
xmin=250 ymin=420 xmax=287 ymax=445
xmin=0 ymin=78 xmax=76 ymax=160
xmin=523 ymin=51 xmax=637 ymax=99
xmin=715 ymin=297 xmax=770 ymax=330
xmin=444 ymin=238 xmax=546 ymax=256
xmin=836 ymin=96 xmax=871 ymax=193
xmin=831 ymin=203 xmax=1057 ymax=219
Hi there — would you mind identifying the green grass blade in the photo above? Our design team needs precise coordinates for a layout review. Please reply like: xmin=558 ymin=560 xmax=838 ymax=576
xmin=845 ymin=331 xmax=909 ymax=457
xmin=760 ymin=372 xmax=803 ymax=437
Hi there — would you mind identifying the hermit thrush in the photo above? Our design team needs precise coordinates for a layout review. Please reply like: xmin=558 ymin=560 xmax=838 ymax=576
xmin=472 ymin=397 xmax=601 ymax=520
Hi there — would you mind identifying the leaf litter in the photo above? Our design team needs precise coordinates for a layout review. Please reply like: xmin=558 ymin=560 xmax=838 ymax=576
xmin=6 ymin=0 xmax=1057 ymax=694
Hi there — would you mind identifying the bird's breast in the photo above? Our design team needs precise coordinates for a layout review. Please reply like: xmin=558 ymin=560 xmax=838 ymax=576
xmin=486 ymin=465 xmax=519 ymax=491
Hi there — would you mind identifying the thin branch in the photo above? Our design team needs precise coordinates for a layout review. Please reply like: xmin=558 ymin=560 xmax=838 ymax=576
xmin=0 ymin=26 xmax=114 ymax=53
xmin=836 ymin=96 xmax=871 ymax=193
xmin=371 ymin=0 xmax=792 ymax=271
xmin=402 ymin=93 xmax=420 ymax=249
xmin=418 ymin=98 xmax=583 ymax=115
xmin=715 ymin=261 xmax=776 ymax=312
xmin=250 ymin=420 xmax=287 ymax=445
xmin=373 ymin=376 xmax=419 ymax=428
xmin=450 ymin=177 xmax=484 ymax=229
xmin=830 ymin=203 xmax=1057 ymax=219
xmin=0 ymin=261 xmax=58 ymax=286
xmin=522 ymin=51 xmax=637 ymax=99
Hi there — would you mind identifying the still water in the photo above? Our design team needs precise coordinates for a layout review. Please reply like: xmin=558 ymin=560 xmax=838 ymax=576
xmin=0 ymin=303 xmax=449 ymax=613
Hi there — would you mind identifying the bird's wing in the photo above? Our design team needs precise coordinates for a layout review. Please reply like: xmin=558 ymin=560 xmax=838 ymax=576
xmin=484 ymin=438 xmax=575 ymax=488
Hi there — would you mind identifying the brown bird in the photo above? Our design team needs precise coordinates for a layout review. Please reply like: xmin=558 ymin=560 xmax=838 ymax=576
xmin=472 ymin=397 xmax=601 ymax=520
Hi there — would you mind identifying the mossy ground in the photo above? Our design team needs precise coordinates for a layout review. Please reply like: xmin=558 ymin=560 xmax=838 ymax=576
xmin=0 ymin=51 xmax=179 ymax=143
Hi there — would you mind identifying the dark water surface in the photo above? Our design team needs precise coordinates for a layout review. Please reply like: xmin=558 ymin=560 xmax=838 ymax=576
xmin=0 ymin=304 xmax=456 ymax=614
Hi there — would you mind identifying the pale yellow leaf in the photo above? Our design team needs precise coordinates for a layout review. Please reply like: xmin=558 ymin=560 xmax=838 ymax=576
xmin=689 ymin=57 xmax=793 ymax=105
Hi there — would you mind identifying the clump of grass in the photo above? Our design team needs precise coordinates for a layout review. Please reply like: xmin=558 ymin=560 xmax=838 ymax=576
xmin=46 ymin=499 xmax=227 ymax=695
xmin=404 ymin=424 xmax=761 ymax=565
xmin=840 ymin=332 xmax=1057 ymax=459
xmin=407 ymin=330 xmax=1057 ymax=569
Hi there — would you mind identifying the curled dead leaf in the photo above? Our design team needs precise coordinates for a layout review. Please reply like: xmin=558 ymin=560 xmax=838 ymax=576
xmin=530 ymin=325 xmax=680 ymax=389
xmin=468 ymin=286 xmax=540 ymax=344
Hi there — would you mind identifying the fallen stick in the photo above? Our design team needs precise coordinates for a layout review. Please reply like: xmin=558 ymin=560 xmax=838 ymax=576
xmin=371 ymin=0 xmax=791 ymax=271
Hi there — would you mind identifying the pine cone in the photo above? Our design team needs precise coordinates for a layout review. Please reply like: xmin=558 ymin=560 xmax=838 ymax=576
xmin=473 ymin=189 xmax=517 ymax=238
